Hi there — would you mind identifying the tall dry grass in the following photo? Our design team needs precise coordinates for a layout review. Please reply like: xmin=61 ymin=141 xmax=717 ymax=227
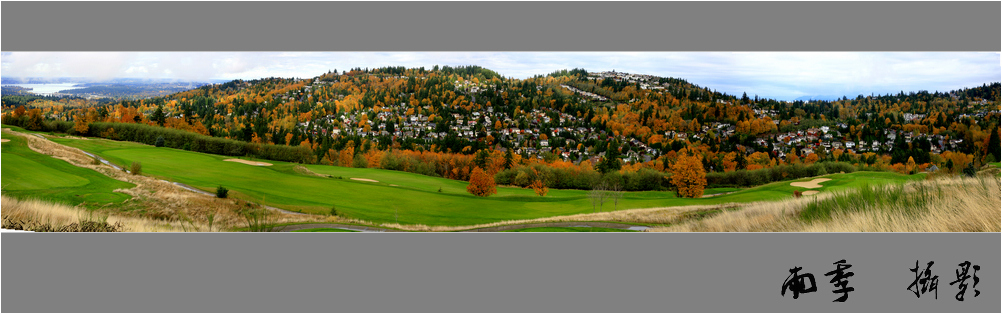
xmin=1 ymin=195 xmax=199 ymax=232
xmin=649 ymin=174 xmax=1001 ymax=232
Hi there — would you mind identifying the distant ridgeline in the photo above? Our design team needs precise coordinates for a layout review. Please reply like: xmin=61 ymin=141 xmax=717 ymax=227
xmin=2 ymin=66 xmax=999 ymax=191
xmin=1 ymin=77 xmax=212 ymax=100
xmin=2 ymin=85 xmax=34 ymax=95
xmin=55 ymin=82 xmax=213 ymax=99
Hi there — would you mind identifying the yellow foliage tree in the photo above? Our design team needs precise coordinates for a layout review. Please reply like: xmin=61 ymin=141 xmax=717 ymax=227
xmin=670 ymin=153 xmax=707 ymax=198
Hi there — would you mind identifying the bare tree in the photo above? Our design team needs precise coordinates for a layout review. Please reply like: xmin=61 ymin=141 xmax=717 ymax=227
xmin=609 ymin=183 xmax=624 ymax=211
xmin=589 ymin=181 xmax=609 ymax=213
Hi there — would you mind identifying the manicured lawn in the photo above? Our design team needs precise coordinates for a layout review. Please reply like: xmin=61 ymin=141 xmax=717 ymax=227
xmin=502 ymin=227 xmax=637 ymax=232
xmin=1 ymin=131 xmax=134 ymax=206
xmin=291 ymin=228 xmax=358 ymax=232
xmin=47 ymin=134 xmax=924 ymax=226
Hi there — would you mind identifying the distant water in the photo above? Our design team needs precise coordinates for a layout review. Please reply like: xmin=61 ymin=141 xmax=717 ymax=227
xmin=3 ymin=83 xmax=84 ymax=95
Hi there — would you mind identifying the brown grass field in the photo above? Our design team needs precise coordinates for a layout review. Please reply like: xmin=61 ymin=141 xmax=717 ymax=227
xmin=649 ymin=174 xmax=1000 ymax=232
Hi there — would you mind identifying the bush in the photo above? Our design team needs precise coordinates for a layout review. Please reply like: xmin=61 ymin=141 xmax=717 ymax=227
xmin=130 ymin=161 xmax=142 ymax=175
xmin=155 ymin=136 xmax=165 ymax=147
xmin=329 ymin=205 xmax=338 ymax=216
xmin=513 ymin=171 xmax=531 ymax=187
xmin=87 ymin=122 xmax=314 ymax=164
xmin=216 ymin=185 xmax=229 ymax=198
xmin=963 ymin=163 xmax=977 ymax=177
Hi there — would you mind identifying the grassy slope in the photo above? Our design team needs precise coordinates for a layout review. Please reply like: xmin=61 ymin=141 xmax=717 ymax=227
xmin=48 ymin=135 xmax=924 ymax=226
xmin=1 ymin=131 xmax=135 ymax=206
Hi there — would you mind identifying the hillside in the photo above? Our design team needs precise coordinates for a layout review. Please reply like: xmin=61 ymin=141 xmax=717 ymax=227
xmin=3 ymin=66 xmax=1000 ymax=193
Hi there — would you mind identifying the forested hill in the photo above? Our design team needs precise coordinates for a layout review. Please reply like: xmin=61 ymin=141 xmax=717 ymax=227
xmin=4 ymin=66 xmax=1000 ymax=185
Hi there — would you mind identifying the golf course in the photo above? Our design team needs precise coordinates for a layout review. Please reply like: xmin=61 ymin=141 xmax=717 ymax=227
xmin=0 ymin=126 xmax=928 ymax=228
xmin=1 ymin=130 xmax=135 ymax=207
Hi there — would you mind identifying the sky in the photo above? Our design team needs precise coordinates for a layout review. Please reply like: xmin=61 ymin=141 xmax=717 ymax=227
xmin=2 ymin=52 xmax=999 ymax=101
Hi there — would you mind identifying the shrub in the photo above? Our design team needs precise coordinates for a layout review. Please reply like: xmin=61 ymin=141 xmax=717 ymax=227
xmin=130 ymin=161 xmax=142 ymax=175
xmin=513 ymin=171 xmax=531 ymax=187
xmin=155 ymin=136 xmax=165 ymax=147
xmin=963 ymin=163 xmax=977 ymax=177
xmin=329 ymin=205 xmax=338 ymax=216
xmin=216 ymin=185 xmax=229 ymax=198
xmin=793 ymin=190 xmax=802 ymax=198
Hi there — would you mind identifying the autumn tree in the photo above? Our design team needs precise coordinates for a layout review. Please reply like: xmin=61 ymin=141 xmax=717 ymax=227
xmin=670 ymin=153 xmax=707 ymax=198
xmin=339 ymin=141 xmax=355 ymax=167
xmin=529 ymin=179 xmax=548 ymax=197
xmin=73 ymin=113 xmax=89 ymax=134
xmin=466 ymin=167 xmax=497 ymax=197
xmin=804 ymin=153 xmax=820 ymax=164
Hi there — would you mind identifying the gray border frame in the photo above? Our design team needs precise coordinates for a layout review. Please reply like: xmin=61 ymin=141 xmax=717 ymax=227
xmin=2 ymin=1 xmax=1000 ymax=51
xmin=2 ymin=1 xmax=1000 ymax=313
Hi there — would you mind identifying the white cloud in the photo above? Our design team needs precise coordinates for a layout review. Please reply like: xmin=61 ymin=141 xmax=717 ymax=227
xmin=1 ymin=52 xmax=997 ymax=100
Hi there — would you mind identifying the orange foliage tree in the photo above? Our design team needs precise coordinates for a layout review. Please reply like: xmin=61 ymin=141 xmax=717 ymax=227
xmin=466 ymin=167 xmax=497 ymax=197
xmin=670 ymin=153 xmax=707 ymax=198
xmin=529 ymin=169 xmax=549 ymax=196
xmin=529 ymin=179 xmax=549 ymax=197
xmin=339 ymin=141 xmax=355 ymax=167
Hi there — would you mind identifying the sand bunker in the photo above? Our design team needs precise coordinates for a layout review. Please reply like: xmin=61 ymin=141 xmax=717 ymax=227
xmin=224 ymin=159 xmax=273 ymax=166
xmin=1 ymin=139 xmax=9 ymax=143
xmin=350 ymin=178 xmax=379 ymax=183
xmin=801 ymin=190 xmax=819 ymax=196
xmin=790 ymin=178 xmax=831 ymax=189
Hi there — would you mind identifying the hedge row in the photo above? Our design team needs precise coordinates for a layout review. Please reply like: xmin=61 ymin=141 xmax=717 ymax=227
xmin=705 ymin=162 xmax=856 ymax=188
xmin=86 ymin=122 xmax=316 ymax=164
xmin=495 ymin=166 xmax=669 ymax=191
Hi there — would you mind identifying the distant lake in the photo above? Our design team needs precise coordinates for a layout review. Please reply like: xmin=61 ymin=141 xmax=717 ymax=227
xmin=3 ymin=83 xmax=84 ymax=95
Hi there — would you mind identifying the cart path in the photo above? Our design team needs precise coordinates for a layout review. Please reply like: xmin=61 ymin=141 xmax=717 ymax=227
xmin=275 ymin=221 xmax=650 ymax=232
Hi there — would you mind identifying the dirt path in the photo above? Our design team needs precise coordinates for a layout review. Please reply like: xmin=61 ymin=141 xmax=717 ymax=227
xmin=458 ymin=221 xmax=649 ymax=232
xmin=275 ymin=223 xmax=402 ymax=232
xmin=275 ymin=221 xmax=650 ymax=232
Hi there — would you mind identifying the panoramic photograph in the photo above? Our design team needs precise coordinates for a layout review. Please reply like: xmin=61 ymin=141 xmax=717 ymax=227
xmin=1 ymin=52 xmax=999 ymax=232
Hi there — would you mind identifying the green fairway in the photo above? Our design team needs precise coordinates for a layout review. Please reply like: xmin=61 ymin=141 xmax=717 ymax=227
xmin=47 ymin=134 xmax=925 ymax=226
xmin=291 ymin=228 xmax=358 ymax=232
xmin=1 ymin=131 xmax=135 ymax=206
xmin=502 ymin=227 xmax=637 ymax=232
